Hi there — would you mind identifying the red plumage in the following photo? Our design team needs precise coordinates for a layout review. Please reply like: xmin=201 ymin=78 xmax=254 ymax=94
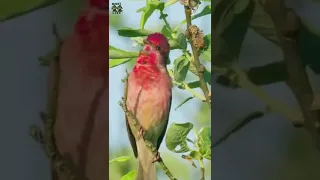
xmin=53 ymin=2 xmax=108 ymax=180
xmin=125 ymin=33 xmax=172 ymax=180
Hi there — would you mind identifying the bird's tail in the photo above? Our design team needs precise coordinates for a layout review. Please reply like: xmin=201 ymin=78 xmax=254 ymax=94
xmin=136 ymin=139 xmax=156 ymax=180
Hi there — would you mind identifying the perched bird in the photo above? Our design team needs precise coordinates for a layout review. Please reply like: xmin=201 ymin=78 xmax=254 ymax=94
xmin=125 ymin=33 xmax=173 ymax=180
xmin=53 ymin=0 xmax=108 ymax=180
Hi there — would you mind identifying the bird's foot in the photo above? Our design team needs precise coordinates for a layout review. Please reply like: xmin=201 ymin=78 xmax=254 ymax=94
xmin=152 ymin=152 xmax=161 ymax=163
xmin=137 ymin=126 xmax=146 ymax=140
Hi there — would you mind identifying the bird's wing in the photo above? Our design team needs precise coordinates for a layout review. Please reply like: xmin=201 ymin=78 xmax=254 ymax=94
xmin=124 ymin=74 xmax=138 ymax=157
xmin=156 ymin=92 xmax=172 ymax=150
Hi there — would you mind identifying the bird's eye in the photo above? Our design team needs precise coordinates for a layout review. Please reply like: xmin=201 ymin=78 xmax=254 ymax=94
xmin=156 ymin=46 xmax=161 ymax=51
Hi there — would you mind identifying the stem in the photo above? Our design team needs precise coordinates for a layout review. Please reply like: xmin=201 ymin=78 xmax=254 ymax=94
xmin=183 ymin=7 xmax=211 ymax=105
xmin=174 ymin=21 xmax=184 ymax=32
xmin=28 ymin=24 xmax=78 ymax=180
xmin=160 ymin=11 xmax=173 ymax=32
xmin=0 ymin=0 xmax=63 ymax=22
xmin=212 ymin=65 xmax=303 ymax=125
xmin=263 ymin=0 xmax=320 ymax=148
xmin=187 ymin=138 xmax=195 ymax=144
xmin=199 ymin=158 xmax=205 ymax=180
xmin=168 ymin=69 xmax=206 ymax=101
xmin=212 ymin=109 xmax=266 ymax=148
xmin=120 ymin=73 xmax=177 ymax=180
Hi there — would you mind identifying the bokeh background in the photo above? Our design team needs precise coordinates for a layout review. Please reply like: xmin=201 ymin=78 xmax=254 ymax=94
xmin=108 ymin=1 xmax=212 ymax=180
xmin=0 ymin=0 xmax=84 ymax=179
xmin=1 ymin=0 xmax=320 ymax=180
xmin=211 ymin=1 xmax=320 ymax=180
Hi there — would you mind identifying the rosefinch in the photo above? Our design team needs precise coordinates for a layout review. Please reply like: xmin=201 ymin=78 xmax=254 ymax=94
xmin=125 ymin=33 xmax=173 ymax=180
xmin=52 ymin=0 xmax=108 ymax=180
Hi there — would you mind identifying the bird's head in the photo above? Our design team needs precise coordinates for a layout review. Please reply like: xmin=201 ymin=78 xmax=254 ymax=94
xmin=137 ymin=33 xmax=170 ymax=66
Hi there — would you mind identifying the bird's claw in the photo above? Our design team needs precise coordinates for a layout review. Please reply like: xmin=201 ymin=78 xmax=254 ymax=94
xmin=152 ymin=152 xmax=161 ymax=163
xmin=137 ymin=126 xmax=146 ymax=140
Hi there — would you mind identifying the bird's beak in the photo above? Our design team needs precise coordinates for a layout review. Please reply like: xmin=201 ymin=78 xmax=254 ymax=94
xmin=140 ymin=50 xmax=150 ymax=56
xmin=143 ymin=39 xmax=151 ymax=45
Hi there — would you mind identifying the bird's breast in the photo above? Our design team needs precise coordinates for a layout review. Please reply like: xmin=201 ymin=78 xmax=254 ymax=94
xmin=126 ymin=70 xmax=172 ymax=134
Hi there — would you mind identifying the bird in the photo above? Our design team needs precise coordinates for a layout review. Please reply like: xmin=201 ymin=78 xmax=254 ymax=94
xmin=125 ymin=32 xmax=173 ymax=180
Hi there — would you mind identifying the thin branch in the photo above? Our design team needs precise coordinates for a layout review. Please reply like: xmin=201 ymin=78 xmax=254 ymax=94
xmin=1 ymin=0 xmax=63 ymax=22
xmin=29 ymin=24 xmax=78 ymax=180
xmin=119 ymin=73 xmax=177 ymax=180
xmin=168 ymin=69 xmax=206 ymax=101
xmin=183 ymin=7 xmax=211 ymax=105
xmin=212 ymin=109 xmax=267 ymax=148
xmin=212 ymin=65 xmax=304 ymax=125
xmin=160 ymin=10 xmax=173 ymax=32
xmin=199 ymin=158 xmax=205 ymax=180
xmin=216 ymin=61 xmax=288 ymax=88
xmin=263 ymin=0 xmax=320 ymax=148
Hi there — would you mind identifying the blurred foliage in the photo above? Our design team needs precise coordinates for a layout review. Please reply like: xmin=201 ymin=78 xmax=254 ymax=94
xmin=0 ymin=0 xmax=62 ymax=22
xmin=211 ymin=0 xmax=320 ymax=179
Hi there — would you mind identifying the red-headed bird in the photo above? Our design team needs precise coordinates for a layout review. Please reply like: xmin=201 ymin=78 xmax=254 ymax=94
xmin=125 ymin=33 xmax=173 ymax=180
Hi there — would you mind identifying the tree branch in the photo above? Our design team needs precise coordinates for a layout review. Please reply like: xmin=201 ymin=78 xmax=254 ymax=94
xmin=212 ymin=65 xmax=303 ymax=125
xmin=119 ymin=73 xmax=177 ymax=180
xmin=28 ymin=24 xmax=78 ymax=180
xmin=183 ymin=7 xmax=211 ymax=105
xmin=212 ymin=109 xmax=267 ymax=148
xmin=216 ymin=61 xmax=288 ymax=88
xmin=263 ymin=0 xmax=320 ymax=149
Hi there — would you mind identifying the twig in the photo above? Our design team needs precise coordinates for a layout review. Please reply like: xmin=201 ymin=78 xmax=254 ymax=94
xmin=160 ymin=11 xmax=173 ymax=32
xmin=216 ymin=60 xmax=288 ymax=87
xmin=168 ymin=69 xmax=206 ymax=101
xmin=263 ymin=0 xmax=320 ymax=149
xmin=29 ymin=24 xmax=78 ymax=180
xmin=212 ymin=65 xmax=304 ymax=125
xmin=212 ymin=109 xmax=267 ymax=148
xmin=119 ymin=72 xmax=177 ymax=180
xmin=199 ymin=158 xmax=205 ymax=180
xmin=183 ymin=7 xmax=211 ymax=105
xmin=0 ymin=0 xmax=63 ymax=22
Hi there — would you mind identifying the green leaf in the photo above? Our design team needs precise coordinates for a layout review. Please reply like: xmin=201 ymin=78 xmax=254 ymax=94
xmin=249 ymin=2 xmax=279 ymax=46
xmin=161 ymin=25 xmax=173 ymax=39
xmin=169 ymin=39 xmax=179 ymax=50
xmin=197 ymin=127 xmax=211 ymax=160
xmin=109 ymin=156 xmax=131 ymax=164
xmin=212 ymin=0 xmax=254 ymax=67
xmin=173 ymin=55 xmax=190 ymax=82
xmin=187 ymin=81 xmax=200 ymax=88
xmin=118 ymin=28 xmax=153 ymax=37
xmin=175 ymin=96 xmax=193 ymax=110
xmin=0 ymin=0 xmax=62 ymax=22
xmin=165 ymin=122 xmax=193 ymax=153
xmin=200 ymin=34 xmax=211 ymax=62
xmin=178 ymin=5 xmax=211 ymax=26
xmin=120 ymin=170 xmax=136 ymax=180
xmin=191 ymin=5 xmax=212 ymax=20
xmin=189 ymin=150 xmax=201 ymax=160
xmin=233 ymin=0 xmax=250 ymax=14
xmin=164 ymin=0 xmax=179 ymax=7
xmin=136 ymin=7 xmax=146 ymax=13
xmin=109 ymin=46 xmax=139 ymax=59
xmin=189 ymin=64 xmax=212 ymax=85
xmin=170 ymin=34 xmax=188 ymax=50
xmin=176 ymin=33 xmax=188 ymax=50
xmin=109 ymin=58 xmax=134 ymax=68
xmin=139 ymin=1 xmax=165 ymax=29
